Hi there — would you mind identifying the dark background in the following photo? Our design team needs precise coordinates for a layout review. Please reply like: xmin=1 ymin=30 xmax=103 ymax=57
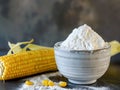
xmin=0 ymin=1 xmax=120 ymax=89
xmin=0 ymin=0 xmax=120 ymax=50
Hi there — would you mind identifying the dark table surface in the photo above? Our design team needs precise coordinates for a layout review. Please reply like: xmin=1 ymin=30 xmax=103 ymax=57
xmin=0 ymin=52 xmax=120 ymax=90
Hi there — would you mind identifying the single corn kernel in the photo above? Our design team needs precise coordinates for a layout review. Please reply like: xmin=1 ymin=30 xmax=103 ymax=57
xmin=59 ymin=81 xmax=67 ymax=87
xmin=25 ymin=80 xmax=34 ymax=85
xmin=42 ymin=79 xmax=49 ymax=86
xmin=48 ymin=80 xmax=54 ymax=86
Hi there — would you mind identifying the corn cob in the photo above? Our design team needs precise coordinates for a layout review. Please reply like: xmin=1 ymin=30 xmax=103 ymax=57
xmin=109 ymin=40 xmax=120 ymax=56
xmin=0 ymin=48 xmax=57 ymax=80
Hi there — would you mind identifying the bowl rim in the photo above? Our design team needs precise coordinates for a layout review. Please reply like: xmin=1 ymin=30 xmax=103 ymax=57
xmin=54 ymin=41 xmax=111 ymax=53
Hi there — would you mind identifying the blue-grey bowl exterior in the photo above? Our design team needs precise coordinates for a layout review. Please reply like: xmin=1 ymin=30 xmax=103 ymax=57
xmin=54 ymin=42 xmax=111 ymax=84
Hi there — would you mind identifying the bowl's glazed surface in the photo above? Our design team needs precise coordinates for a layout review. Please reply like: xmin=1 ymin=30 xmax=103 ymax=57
xmin=54 ymin=42 xmax=111 ymax=84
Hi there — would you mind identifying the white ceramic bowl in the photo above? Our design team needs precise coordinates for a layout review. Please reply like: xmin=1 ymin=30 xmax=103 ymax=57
xmin=54 ymin=42 xmax=111 ymax=84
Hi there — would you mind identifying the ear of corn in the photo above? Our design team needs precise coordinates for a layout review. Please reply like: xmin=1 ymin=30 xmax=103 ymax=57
xmin=0 ymin=47 xmax=57 ymax=80
xmin=109 ymin=40 xmax=120 ymax=56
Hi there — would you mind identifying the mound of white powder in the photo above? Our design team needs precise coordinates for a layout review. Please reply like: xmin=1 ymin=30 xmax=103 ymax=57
xmin=61 ymin=24 xmax=106 ymax=50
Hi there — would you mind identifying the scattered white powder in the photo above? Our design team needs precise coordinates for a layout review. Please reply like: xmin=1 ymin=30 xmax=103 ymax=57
xmin=18 ymin=72 xmax=109 ymax=90
xmin=18 ymin=72 xmax=72 ymax=90
xmin=61 ymin=24 xmax=106 ymax=50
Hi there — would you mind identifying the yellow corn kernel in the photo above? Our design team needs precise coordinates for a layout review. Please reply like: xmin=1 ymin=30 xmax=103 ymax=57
xmin=48 ymin=80 xmax=54 ymax=86
xmin=25 ymin=80 xmax=34 ymax=85
xmin=59 ymin=81 xmax=67 ymax=87
xmin=42 ymin=79 xmax=49 ymax=86
xmin=0 ymin=48 xmax=57 ymax=80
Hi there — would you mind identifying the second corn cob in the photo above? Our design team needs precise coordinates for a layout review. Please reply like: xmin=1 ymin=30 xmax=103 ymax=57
xmin=0 ymin=48 xmax=57 ymax=80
